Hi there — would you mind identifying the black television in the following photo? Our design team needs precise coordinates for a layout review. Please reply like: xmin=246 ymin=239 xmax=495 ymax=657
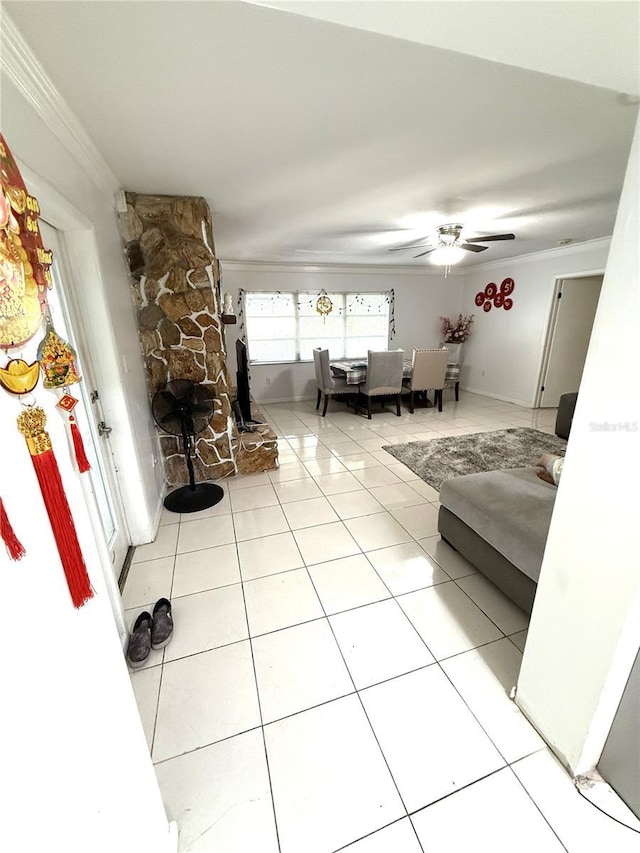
xmin=235 ymin=339 xmax=252 ymax=424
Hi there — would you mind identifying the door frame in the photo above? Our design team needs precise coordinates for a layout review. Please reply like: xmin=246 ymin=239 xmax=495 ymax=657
xmin=40 ymin=220 xmax=131 ymax=574
xmin=19 ymin=160 xmax=131 ymax=643
xmin=534 ymin=268 xmax=606 ymax=409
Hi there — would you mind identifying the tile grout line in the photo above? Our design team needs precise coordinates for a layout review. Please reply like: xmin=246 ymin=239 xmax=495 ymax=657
xmin=301 ymin=559 xmax=426 ymax=853
xmin=148 ymin=522 xmax=179 ymax=760
xmin=450 ymin=575 xmax=526 ymax=641
xmin=505 ymin=762 xmax=571 ymax=852
xmin=385 ymin=594 xmax=519 ymax=772
xmin=331 ymin=815 xmax=419 ymax=852
xmin=231 ymin=507 xmax=283 ymax=853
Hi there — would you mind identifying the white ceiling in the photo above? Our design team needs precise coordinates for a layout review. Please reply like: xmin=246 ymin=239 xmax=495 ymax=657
xmin=255 ymin=1 xmax=640 ymax=97
xmin=5 ymin=1 xmax=639 ymax=267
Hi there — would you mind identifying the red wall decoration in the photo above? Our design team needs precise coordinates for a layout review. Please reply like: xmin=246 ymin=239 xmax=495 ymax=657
xmin=475 ymin=278 xmax=514 ymax=313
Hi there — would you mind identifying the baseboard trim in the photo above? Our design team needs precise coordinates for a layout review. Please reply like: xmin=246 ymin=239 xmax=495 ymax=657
xmin=462 ymin=386 xmax=533 ymax=408
xmin=152 ymin=486 xmax=167 ymax=535
xmin=254 ymin=394 xmax=316 ymax=405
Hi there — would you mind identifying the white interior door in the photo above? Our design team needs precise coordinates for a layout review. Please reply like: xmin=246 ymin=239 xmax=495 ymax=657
xmin=40 ymin=221 xmax=130 ymax=580
xmin=540 ymin=275 xmax=603 ymax=407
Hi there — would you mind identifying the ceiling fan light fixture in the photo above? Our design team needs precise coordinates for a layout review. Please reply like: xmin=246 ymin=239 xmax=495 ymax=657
xmin=430 ymin=245 xmax=465 ymax=266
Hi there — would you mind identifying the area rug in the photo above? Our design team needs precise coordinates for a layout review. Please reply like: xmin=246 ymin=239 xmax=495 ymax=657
xmin=383 ymin=428 xmax=567 ymax=491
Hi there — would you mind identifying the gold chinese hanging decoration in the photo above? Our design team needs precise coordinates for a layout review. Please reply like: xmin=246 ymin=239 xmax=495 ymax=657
xmin=37 ymin=311 xmax=91 ymax=474
xmin=0 ymin=135 xmax=92 ymax=604
xmin=0 ymin=134 xmax=52 ymax=349
xmin=315 ymin=290 xmax=333 ymax=323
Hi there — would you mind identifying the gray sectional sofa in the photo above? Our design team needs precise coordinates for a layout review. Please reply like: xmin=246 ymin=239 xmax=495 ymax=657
xmin=437 ymin=393 xmax=577 ymax=613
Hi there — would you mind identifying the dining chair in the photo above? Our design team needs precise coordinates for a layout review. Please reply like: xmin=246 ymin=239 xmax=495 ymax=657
xmin=440 ymin=342 xmax=463 ymax=402
xmin=313 ymin=347 xmax=351 ymax=417
xmin=403 ymin=348 xmax=449 ymax=413
xmin=358 ymin=349 xmax=405 ymax=419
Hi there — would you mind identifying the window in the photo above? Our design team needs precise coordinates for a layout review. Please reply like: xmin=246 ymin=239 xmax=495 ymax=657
xmin=244 ymin=292 xmax=391 ymax=363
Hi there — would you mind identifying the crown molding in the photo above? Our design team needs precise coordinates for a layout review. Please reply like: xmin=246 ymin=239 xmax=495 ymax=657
xmin=219 ymin=259 xmax=465 ymax=277
xmin=0 ymin=8 xmax=121 ymax=202
xmin=220 ymin=239 xmax=611 ymax=277
xmin=466 ymin=237 xmax=612 ymax=273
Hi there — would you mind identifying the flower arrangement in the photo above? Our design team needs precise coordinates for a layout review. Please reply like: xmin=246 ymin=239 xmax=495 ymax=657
xmin=440 ymin=314 xmax=474 ymax=343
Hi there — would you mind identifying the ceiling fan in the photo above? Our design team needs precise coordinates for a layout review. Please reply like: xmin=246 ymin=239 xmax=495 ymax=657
xmin=388 ymin=223 xmax=516 ymax=262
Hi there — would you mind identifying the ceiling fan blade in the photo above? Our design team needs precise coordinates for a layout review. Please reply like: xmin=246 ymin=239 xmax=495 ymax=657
xmin=388 ymin=243 xmax=433 ymax=252
xmin=413 ymin=248 xmax=438 ymax=258
xmin=465 ymin=233 xmax=516 ymax=243
xmin=460 ymin=243 xmax=489 ymax=253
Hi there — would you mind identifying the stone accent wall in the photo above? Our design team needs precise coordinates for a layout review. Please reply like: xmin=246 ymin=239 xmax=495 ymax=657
xmin=118 ymin=193 xmax=239 ymax=486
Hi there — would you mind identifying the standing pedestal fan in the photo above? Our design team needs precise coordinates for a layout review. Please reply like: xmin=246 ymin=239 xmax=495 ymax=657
xmin=152 ymin=379 xmax=224 ymax=513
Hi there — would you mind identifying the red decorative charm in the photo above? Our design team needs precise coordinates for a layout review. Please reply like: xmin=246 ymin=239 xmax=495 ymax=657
xmin=57 ymin=394 xmax=78 ymax=413
xmin=483 ymin=301 xmax=492 ymax=312
xmin=475 ymin=291 xmax=486 ymax=306
xmin=56 ymin=394 xmax=91 ymax=473
xmin=500 ymin=277 xmax=515 ymax=295
xmin=494 ymin=292 xmax=505 ymax=308
xmin=485 ymin=282 xmax=497 ymax=299
xmin=503 ymin=298 xmax=513 ymax=311
xmin=69 ymin=414 xmax=91 ymax=473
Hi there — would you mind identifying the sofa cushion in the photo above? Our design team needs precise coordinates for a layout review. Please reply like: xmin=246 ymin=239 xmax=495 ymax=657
xmin=438 ymin=468 xmax=556 ymax=583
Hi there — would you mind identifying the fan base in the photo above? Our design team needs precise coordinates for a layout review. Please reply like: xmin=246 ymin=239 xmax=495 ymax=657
xmin=164 ymin=483 xmax=224 ymax=514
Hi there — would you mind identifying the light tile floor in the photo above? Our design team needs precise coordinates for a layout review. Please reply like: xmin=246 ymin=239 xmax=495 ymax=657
xmin=127 ymin=392 xmax=640 ymax=852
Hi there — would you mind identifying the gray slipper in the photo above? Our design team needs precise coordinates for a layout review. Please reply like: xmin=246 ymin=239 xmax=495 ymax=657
xmin=127 ymin=611 xmax=152 ymax=668
xmin=151 ymin=598 xmax=173 ymax=649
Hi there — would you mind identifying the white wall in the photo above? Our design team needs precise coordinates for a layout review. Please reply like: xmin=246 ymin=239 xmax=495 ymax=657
xmin=1 ymin=77 xmax=164 ymax=542
xmin=0 ymin=58 xmax=175 ymax=853
xmin=221 ymin=262 xmax=464 ymax=403
xmin=460 ymin=239 xmax=610 ymax=406
xmin=0 ymin=371 xmax=174 ymax=851
xmin=516 ymin=114 xmax=640 ymax=774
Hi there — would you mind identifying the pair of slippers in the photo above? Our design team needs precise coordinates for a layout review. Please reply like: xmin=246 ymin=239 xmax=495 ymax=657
xmin=127 ymin=598 xmax=173 ymax=668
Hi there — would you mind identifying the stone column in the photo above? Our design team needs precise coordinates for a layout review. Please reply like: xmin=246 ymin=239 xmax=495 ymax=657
xmin=118 ymin=193 xmax=238 ymax=485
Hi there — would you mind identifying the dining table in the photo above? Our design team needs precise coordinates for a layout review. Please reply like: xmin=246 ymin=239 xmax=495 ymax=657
xmin=330 ymin=358 xmax=460 ymax=385
xmin=330 ymin=358 xmax=413 ymax=385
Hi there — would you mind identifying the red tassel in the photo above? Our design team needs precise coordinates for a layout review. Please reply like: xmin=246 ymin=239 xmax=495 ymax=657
xmin=70 ymin=416 xmax=91 ymax=473
xmin=29 ymin=448 xmax=93 ymax=608
xmin=0 ymin=497 xmax=25 ymax=561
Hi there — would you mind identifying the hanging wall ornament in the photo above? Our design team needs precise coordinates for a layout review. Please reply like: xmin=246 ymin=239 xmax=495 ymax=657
xmin=479 ymin=278 xmax=515 ymax=313
xmin=16 ymin=405 xmax=93 ymax=608
xmin=37 ymin=313 xmax=91 ymax=473
xmin=500 ymin=277 xmax=515 ymax=296
xmin=0 ymin=496 xmax=25 ymax=561
xmin=57 ymin=394 xmax=91 ymax=473
xmin=315 ymin=289 xmax=333 ymax=322
xmin=37 ymin=313 xmax=82 ymax=389
xmin=0 ymin=358 xmax=41 ymax=395
xmin=0 ymin=135 xmax=53 ymax=350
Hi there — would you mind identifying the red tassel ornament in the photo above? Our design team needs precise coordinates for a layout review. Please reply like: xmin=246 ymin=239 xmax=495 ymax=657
xmin=69 ymin=415 xmax=91 ymax=473
xmin=57 ymin=395 xmax=91 ymax=474
xmin=0 ymin=497 xmax=25 ymax=560
xmin=17 ymin=406 xmax=93 ymax=608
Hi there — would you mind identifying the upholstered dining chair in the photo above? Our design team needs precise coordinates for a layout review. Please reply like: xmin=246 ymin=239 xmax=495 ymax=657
xmin=313 ymin=347 xmax=352 ymax=417
xmin=440 ymin=342 xmax=463 ymax=402
xmin=403 ymin=348 xmax=449 ymax=413
xmin=358 ymin=349 xmax=405 ymax=419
